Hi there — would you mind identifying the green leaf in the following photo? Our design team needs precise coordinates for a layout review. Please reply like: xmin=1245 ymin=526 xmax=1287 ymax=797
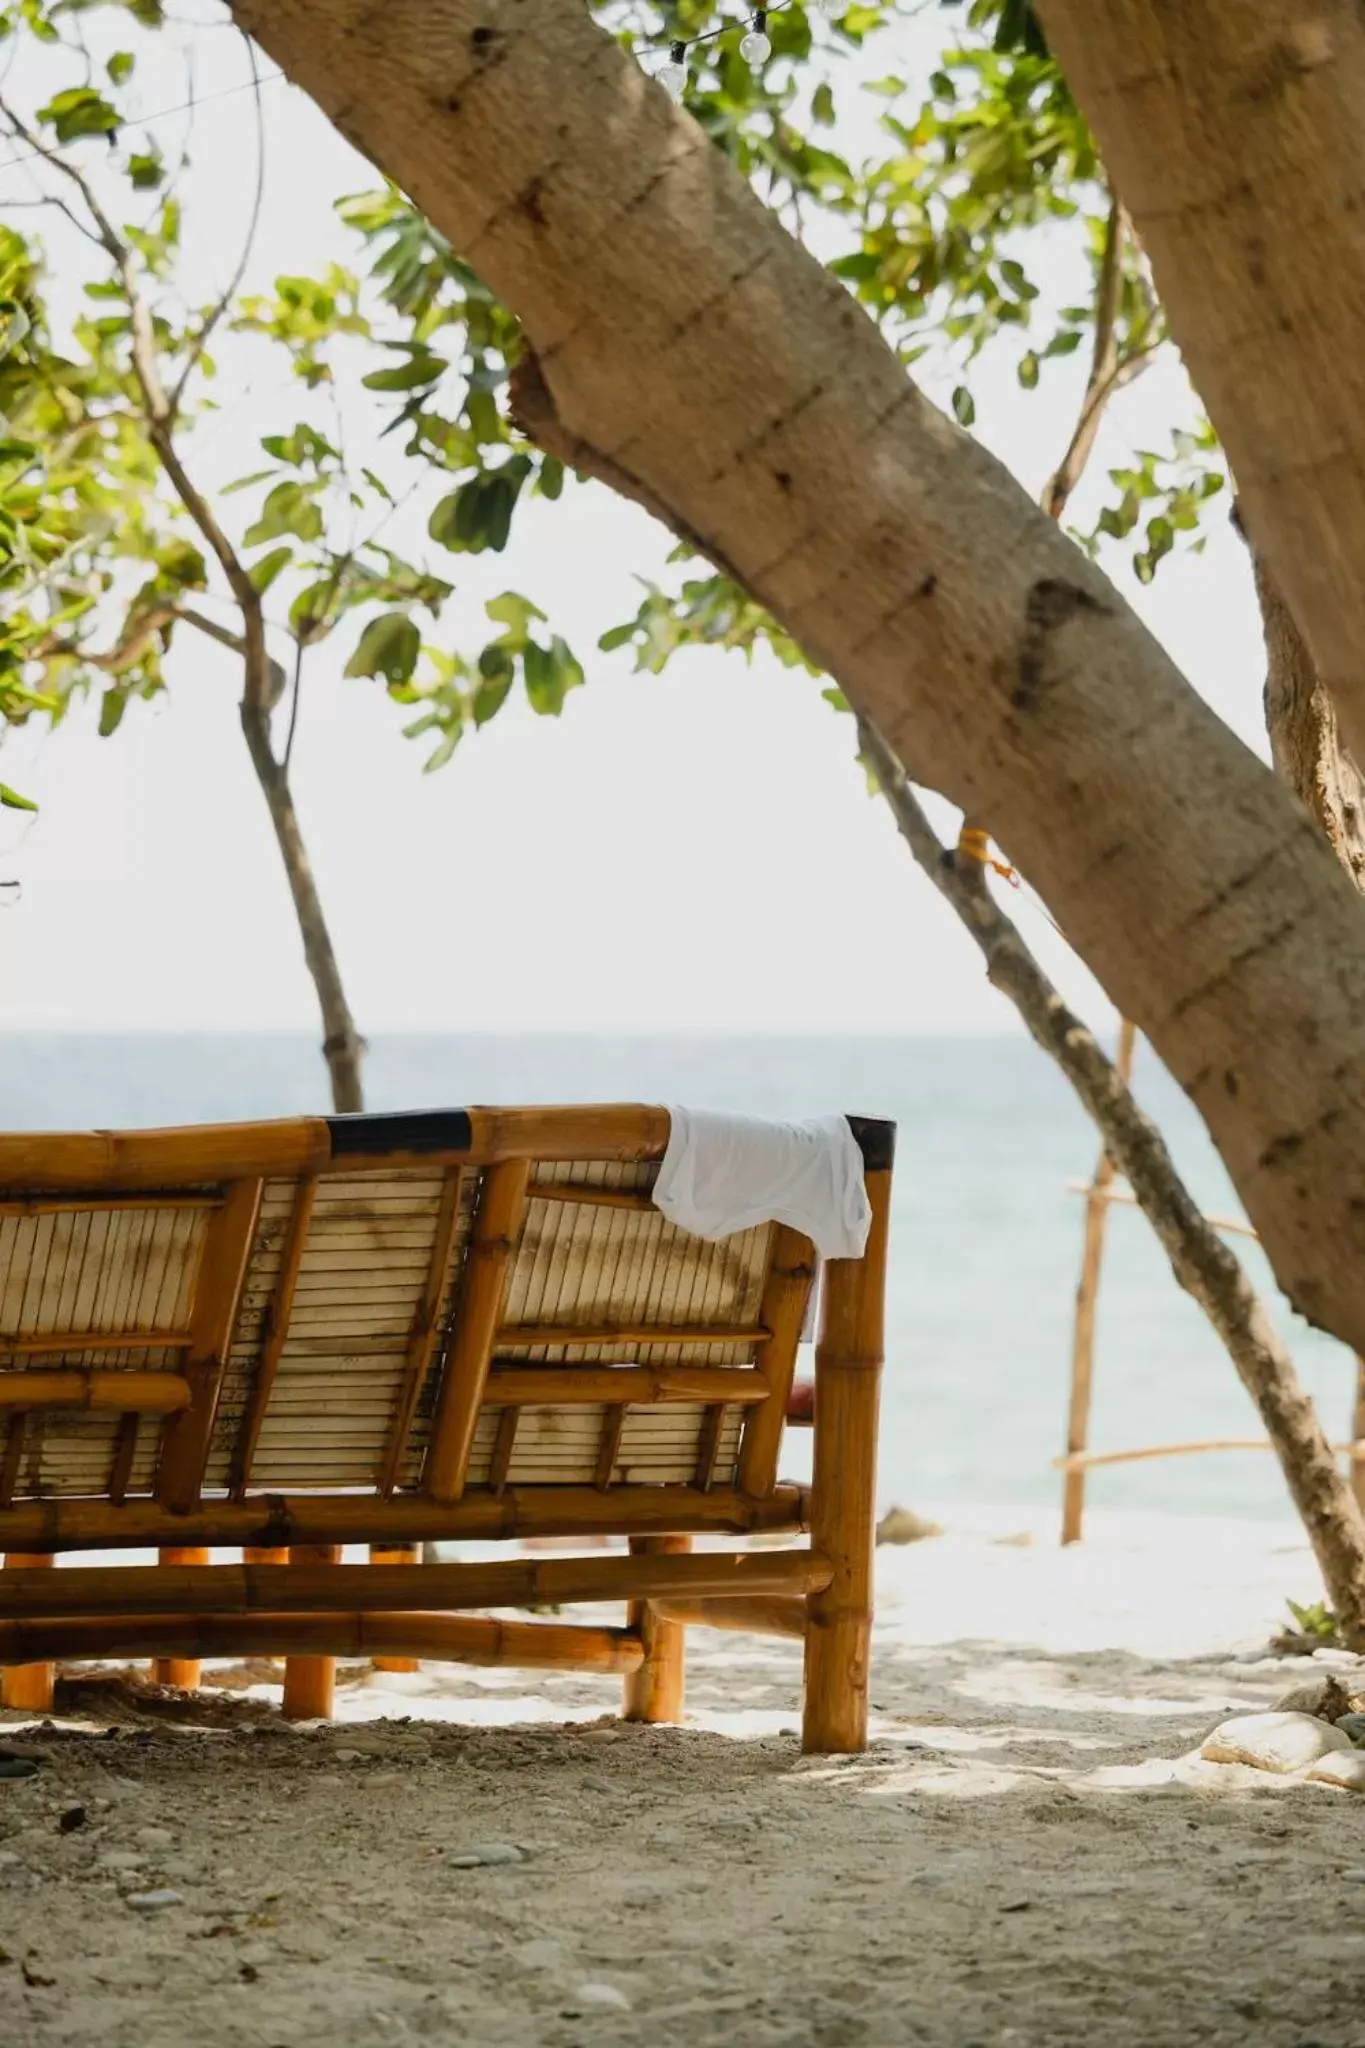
xmin=597 ymin=622 xmax=636 ymax=653
xmin=811 ymin=82 xmax=835 ymax=126
xmin=248 ymin=546 xmax=293 ymax=596
xmin=485 ymin=590 xmax=546 ymax=646
xmin=951 ymin=385 xmax=976 ymax=429
xmin=98 ymin=688 xmax=128 ymax=737
xmin=39 ymin=87 xmax=121 ymax=146
xmin=536 ymin=456 xmax=564 ymax=502
xmin=128 ymin=148 xmax=164 ymax=191
xmin=107 ymin=51 xmax=135 ymax=85
xmin=524 ymin=634 xmax=584 ymax=717
xmin=1017 ymin=351 xmax=1039 ymax=390
xmin=244 ymin=481 xmax=323 ymax=548
xmin=473 ymin=653 xmax=515 ymax=725
xmin=344 ymin=611 xmax=420 ymax=685
xmin=1044 ymin=329 xmax=1084 ymax=358
xmin=0 ymin=783 xmax=36 ymax=812
xmin=361 ymin=347 xmax=447 ymax=393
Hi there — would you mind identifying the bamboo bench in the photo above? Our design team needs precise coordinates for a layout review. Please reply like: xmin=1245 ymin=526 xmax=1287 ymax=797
xmin=0 ymin=1104 xmax=893 ymax=1753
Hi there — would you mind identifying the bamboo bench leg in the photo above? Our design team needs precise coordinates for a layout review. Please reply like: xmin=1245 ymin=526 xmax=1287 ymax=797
xmin=370 ymin=1542 xmax=419 ymax=1673
xmin=282 ymin=1544 xmax=341 ymax=1720
xmin=1 ymin=1553 xmax=54 ymax=1713
xmin=152 ymin=1547 xmax=207 ymax=1688
xmin=622 ymin=1534 xmax=689 ymax=1724
xmin=802 ymin=1166 xmax=889 ymax=1756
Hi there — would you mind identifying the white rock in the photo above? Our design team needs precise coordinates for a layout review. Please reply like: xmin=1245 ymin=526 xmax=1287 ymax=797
xmin=126 ymin=1889 xmax=184 ymax=1912
xmin=1308 ymin=1751 xmax=1365 ymax=1793
xmin=572 ymin=1982 xmax=631 ymax=2011
xmin=99 ymin=1850 xmax=147 ymax=1871
xmin=1201 ymin=1712 xmax=1352 ymax=1774
xmin=448 ymin=1842 xmax=525 ymax=1869
xmin=134 ymin=1826 xmax=175 ymax=1851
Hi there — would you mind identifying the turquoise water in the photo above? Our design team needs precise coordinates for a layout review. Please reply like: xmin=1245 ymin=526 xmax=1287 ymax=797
xmin=0 ymin=1031 xmax=1343 ymax=1523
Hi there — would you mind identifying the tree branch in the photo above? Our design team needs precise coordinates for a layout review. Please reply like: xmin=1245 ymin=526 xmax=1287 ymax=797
xmin=168 ymin=31 xmax=266 ymax=421
xmin=858 ymin=715 xmax=1365 ymax=1640
xmin=1041 ymin=194 xmax=1125 ymax=522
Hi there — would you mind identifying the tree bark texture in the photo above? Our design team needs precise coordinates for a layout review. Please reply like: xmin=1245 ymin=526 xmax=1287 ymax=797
xmin=1035 ymin=0 xmax=1365 ymax=763
xmin=231 ymin=0 xmax=1365 ymax=1349
xmin=1255 ymin=551 xmax=1365 ymax=894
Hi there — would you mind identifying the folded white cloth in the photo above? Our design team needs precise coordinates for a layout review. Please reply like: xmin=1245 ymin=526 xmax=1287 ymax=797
xmin=652 ymin=1108 xmax=872 ymax=1260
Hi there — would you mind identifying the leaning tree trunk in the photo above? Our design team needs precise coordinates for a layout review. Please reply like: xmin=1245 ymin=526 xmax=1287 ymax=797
xmin=227 ymin=0 xmax=1365 ymax=1354
xmin=1255 ymin=552 xmax=1365 ymax=894
xmin=1034 ymin=0 xmax=1365 ymax=766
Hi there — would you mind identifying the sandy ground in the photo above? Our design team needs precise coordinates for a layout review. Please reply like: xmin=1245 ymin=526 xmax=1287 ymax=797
xmin=4 ymin=1507 xmax=1365 ymax=2048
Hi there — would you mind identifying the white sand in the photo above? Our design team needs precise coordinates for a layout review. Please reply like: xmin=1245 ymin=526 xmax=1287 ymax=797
xmin=4 ymin=1507 xmax=1365 ymax=2047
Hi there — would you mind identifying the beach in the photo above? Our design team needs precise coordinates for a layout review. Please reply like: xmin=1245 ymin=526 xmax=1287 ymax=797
xmin=4 ymin=1507 xmax=1364 ymax=2047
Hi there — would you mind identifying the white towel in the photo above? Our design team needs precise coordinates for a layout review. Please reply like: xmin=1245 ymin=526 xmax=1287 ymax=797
xmin=652 ymin=1108 xmax=872 ymax=1261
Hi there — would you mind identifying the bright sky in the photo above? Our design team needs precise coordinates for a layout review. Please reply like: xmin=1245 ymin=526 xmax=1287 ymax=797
xmin=0 ymin=6 xmax=1271 ymax=1036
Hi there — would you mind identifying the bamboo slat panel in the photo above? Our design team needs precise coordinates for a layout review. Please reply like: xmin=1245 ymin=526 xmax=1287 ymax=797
xmin=222 ymin=1169 xmax=477 ymax=1491
xmin=462 ymin=1402 xmax=745 ymax=1488
xmin=0 ymin=1200 xmax=209 ymax=1498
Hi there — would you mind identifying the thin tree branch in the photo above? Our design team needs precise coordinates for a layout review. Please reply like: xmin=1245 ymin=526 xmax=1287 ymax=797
xmin=168 ymin=31 xmax=266 ymax=420
xmin=1041 ymin=193 xmax=1125 ymax=521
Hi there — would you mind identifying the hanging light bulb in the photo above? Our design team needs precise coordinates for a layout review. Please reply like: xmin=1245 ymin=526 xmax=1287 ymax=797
xmin=658 ymin=40 xmax=688 ymax=100
xmin=740 ymin=9 xmax=771 ymax=64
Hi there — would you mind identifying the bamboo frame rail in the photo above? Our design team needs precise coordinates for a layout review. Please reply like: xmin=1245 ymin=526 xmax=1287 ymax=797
xmin=738 ymin=1227 xmax=816 ymax=1496
xmin=424 ymin=1158 xmax=530 ymax=1504
xmin=1056 ymin=1438 xmax=1365 ymax=1473
xmin=525 ymin=1183 xmax=655 ymax=1212
xmin=378 ymin=1166 xmax=464 ymax=1496
xmin=227 ymin=1176 xmax=316 ymax=1497
xmin=0 ymin=1611 xmax=645 ymax=1673
xmin=155 ymin=1178 xmax=263 ymax=1514
xmin=0 ymin=1549 xmax=832 ymax=1622
xmin=652 ymin=1595 xmax=807 ymax=1640
xmin=0 ymin=1373 xmax=191 ymax=1412
xmin=0 ymin=1482 xmax=810 ymax=1555
xmin=495 ymin=1322 xmax=769 ymax=1349
xmin=0 ymin=1333 xmax=194 ymax=1358
xmin=485 ymin=1367 xmax=767 ymax=1405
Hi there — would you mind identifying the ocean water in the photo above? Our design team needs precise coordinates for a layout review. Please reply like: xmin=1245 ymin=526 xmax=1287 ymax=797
xmin=0 ymin=1031 xmax=1345 ymax=1526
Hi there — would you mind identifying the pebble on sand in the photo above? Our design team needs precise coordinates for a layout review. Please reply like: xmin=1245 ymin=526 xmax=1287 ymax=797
xmin=126 ymin=1890 xmax=184 ymax=1912
xmin=448 ymin=1843 xmax=526 ymax=1869
xmin=568 ymin=1982 xmax=632 ymax=2012
xmin=1307 ymin=1751 xmax=1365 ymax=1793
xmin=1201 ymin=1713 xmax=1353 ymax=1774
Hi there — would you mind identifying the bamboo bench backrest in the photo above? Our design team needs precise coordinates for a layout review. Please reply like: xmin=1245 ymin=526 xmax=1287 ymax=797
xmin=0 ymin=1106 xmax=894 ymax=1510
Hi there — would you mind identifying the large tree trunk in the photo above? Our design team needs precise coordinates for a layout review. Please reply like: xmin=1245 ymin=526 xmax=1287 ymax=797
xmin=1035 ymin=0 xmax=1365 ymax=763
xmin=230 ymin=0 xmax=1365 ymax=1352
xmin=1255 ymin=552 xmax=1365 ymax=894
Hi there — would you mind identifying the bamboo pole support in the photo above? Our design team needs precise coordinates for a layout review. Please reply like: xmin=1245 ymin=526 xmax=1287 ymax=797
xmin=156 ymin=1177 xmax=263 ymax=1513
xmin=622 ymin=1534 xmax=690 ymax=1724
xmin=151 ymin=1546 xmax=208 ymax=1688
xmin=370 ymin=1542 xmax=419 ymax=1673
xmin=0 ymin=1552 xmax=53 ymax=1713
xmin=0 ymin=1481 xmax=810 ymax=1556
xmin=0 ymin=1610 xmax=645 ymax=1674
xmin=0 ymin=1548 xmax=828 ymax=1621
xmin=281 ymin=1543 xmax=341 ymax=1720
xmin=802 ymin=1163 xmax=891 ymax=1756
xmin=1061 ymin=1017 xmax=1137 ymax=1546
xmin=738 ymin=1226 xmax=816 ymax=1494
xmin=424 ymin=1159 xmax=530 ymax=1503
xmin=652 ymin=1594 xmax=807 ymax=1640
